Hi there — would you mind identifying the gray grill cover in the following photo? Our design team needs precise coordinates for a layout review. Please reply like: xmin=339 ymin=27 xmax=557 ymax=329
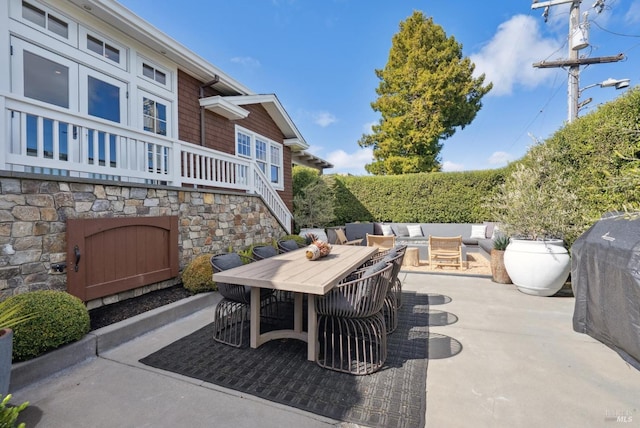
xmin=571 ymin=213 xmax=640 ymax=370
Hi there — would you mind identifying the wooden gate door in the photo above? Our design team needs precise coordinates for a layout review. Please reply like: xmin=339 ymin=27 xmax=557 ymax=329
xmin=66 ymin=216 xmax=179 ymax=302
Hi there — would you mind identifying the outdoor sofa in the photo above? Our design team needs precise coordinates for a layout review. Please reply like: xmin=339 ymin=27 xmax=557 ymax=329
xmin=340 ymin=222 xmax=499 ymax=260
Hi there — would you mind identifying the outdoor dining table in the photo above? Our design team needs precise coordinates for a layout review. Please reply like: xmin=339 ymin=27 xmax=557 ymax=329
xmin=212 ymin=244 xmax=378 ymax=361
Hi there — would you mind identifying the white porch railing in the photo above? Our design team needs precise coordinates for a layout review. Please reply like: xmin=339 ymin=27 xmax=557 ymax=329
xmin=1 ymin=94 xmax=291 ymax=233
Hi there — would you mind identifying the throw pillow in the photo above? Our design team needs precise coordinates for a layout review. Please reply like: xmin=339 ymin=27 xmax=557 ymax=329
xmin=373 ymin=222 xmax=383 ymax=235
xmin=381 ymin=224 xmax=394 ymax=236
xmin=470 ymin=224 xmax=487 ymax=240
xmin=407 ymin=224 xmax=423 ymax=237
xmin=396 ymin=224 xmax=410 ymax=237
xmin=483 ymin=221 xmax=496 ymax=239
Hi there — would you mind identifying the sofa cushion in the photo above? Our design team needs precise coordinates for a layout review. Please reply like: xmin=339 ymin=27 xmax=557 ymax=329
xmin=381 ymin=224 xmax=394 ymax=236
xmin=407 ymin=224 xmax=423 ymax=237
xmin=478 ymin=238 xmax=494 ymax=254
xmin=392 ymin=224 xmax=410 ymax=237
xmin=470 ymin=224 xmax=487 ymax=239
xmin=420 ymin=223 xmax=472 ymax=239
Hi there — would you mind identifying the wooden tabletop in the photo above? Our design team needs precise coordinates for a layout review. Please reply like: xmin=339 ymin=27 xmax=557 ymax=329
xmin=212 ymin=245 xmax=378 ymax=295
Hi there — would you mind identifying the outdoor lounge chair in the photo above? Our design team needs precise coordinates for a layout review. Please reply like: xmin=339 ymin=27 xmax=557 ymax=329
xmin=333 ymin=228 xmax=363 ymax=246
xmin=210 ymin=253 xmax=277 ymax=347
xmin=429 ymin=235 xmax=463 ymax=269
xmin=316 ymin=261 xmax=394 ymax=375
xmin=366 ymin=233 xmax=396 ymax=250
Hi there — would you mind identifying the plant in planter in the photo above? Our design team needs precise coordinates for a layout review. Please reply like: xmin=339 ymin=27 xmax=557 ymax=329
xmin=0 ymin=393 xmax=28 ymax=428
xmin=0 ymin=299 xmax=39 ymax=396
xmin=489 ymin=142 xmax=583 ymax=296
xmin=490 ymin=235 xmax=512 ymax=284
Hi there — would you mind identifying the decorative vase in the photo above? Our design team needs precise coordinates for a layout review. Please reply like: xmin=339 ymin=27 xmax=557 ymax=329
xmin=0 ymin=329 xmax=13 ymax=396
xmin=490 ymin=249 xmax=512 ymax=284
xmin=503 ymin=239 xmax=570 ymax=297
xmin=306 ymin=244 xmax=321 ymax=260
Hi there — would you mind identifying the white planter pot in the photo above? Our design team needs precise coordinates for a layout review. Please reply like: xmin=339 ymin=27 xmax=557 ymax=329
xmin=503 ymin=239 xmax=570 ymax=297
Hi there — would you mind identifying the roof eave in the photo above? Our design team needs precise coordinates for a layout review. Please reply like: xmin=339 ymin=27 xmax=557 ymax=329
xmin=225 ymin=94 xmax=309 ymax=150
xmin=68 ymin=0 xmax=253 ymax=96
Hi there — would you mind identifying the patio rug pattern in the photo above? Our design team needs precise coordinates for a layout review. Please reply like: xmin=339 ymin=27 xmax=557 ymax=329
xmin=140 ymin=292 xmax=429 ymax=428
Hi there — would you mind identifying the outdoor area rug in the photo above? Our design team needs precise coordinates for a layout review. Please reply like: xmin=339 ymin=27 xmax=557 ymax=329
xmin=140 ymin=292 xmax=430 ymax=428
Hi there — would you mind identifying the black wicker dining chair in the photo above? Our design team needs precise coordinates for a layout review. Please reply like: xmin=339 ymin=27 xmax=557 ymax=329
xmin=251 ymin=245 xmax=293 ymax=304
xmin=277 ymin=239 xmax=300 ymax=253
xmin=210 ymin=252 xmax=277 ymax=347
xmin=251 ymin=245 xmax=278 ymax=260
xmin=359 ymin=245 xmax=406 ymax=333
xmin=315 ymin=261 xmax=394 ymax=375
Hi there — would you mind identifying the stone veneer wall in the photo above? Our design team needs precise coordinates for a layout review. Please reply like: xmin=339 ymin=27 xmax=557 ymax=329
xmin=0 ymin=173 xmax=285 ymax=308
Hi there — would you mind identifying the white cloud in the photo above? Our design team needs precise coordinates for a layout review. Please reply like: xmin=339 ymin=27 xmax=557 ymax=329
xmin=313 ymin=111 xmax=337 ymax=127
xmin=625 ymin=1 xmax=640 ymax=24
xmin=362 ymin=121 xmax=377 ymax=134
xmin=471 ymin=15 xmax=563 ymax=96
xmin=441 ymin=161 xmax=464 ymax=172
xmin=230 ymin=56 xmax=261 ymax=67
xmin=488 ymin=151 xmax=513 ymax=165
xmin=326 ymin=147 xmax=373 ymax=175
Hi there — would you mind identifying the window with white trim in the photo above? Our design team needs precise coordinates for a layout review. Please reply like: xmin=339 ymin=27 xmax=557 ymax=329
xmin=140 ymin=91 xmax=170 ymax=137
xmin=270 ymin=145 xmax=281 ymax=185
xmin=10 ymin=37 xmax=79 ymax=110
xmin=255 ymin=138 xmax=267 ymax=174
xmin=235 ymin=126 xmax=284 ymax=189
xmin=22 ymin=0 xmax=68 ymax=38
xmin=138 ymin=58 xmax=171 ymax=90
xmin=237 ymin=131 xmax=251 ymax=158
xmin=14 ymin=0 xmax=77 ymax=45
xmin=80 ymin=28 xmax=127 ymax=69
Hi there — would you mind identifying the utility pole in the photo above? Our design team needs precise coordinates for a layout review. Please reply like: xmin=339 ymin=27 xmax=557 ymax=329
xmin=567 ymin=1 xmax=581 ymax=122
xmin=531 ymin=0 xmax=625 ymax=122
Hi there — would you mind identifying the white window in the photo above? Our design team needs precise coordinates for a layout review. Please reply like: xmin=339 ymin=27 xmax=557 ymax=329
xmin=235 ymin=126 xmax=284 ymax=189
xmin=138 ymin=58 xmax=171 ymax=90
xmin=10 ymin=37 xmax=79 ymax=110
xmin=13 ymin=0 xmax=77 ymax=45
xmin=256 ymin=138 xmax=267 ymax=174
xmin=270 ymin=145 xmax=282 ymax=185
xmin=22 ymin=0 xmax=68 ymax=38
xmin=80 ymin=67 xmax=127 ymax=124
xmin=80 ymin=28 xmax=127 ymax=69
xmin=139 ymin=91 xmax=171 ymax=137
xmin=237 ymin=131 xmax=251 ymax=158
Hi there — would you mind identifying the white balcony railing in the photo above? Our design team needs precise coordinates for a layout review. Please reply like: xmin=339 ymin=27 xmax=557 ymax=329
xmin=1 ymin=94 xmax=291 ymax=233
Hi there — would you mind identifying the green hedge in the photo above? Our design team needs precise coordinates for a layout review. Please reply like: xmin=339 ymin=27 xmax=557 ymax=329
xmin=293 ymin=88 xmax=639 ymax=232
xmin=329 ymin=169 xmax=506 ymax=225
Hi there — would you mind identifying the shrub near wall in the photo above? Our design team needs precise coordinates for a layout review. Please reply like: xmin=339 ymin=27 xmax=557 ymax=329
xmin=330 ymin=169 xmax=506 ymax=225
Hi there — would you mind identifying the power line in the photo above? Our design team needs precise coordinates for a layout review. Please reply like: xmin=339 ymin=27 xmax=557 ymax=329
xmin=531 ymin=0 xmax=626 ymax=122
xmin=590 ymin=19 xmax=640 ymax=38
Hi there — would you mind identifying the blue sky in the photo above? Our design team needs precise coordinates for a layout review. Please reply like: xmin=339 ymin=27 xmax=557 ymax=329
xmin=119 ymin=0 xmax=640 ymax=175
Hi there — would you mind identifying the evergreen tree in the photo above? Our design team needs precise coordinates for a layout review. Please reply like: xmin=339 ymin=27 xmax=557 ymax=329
xmin=359 ymin=11 xmax=492 ymax=175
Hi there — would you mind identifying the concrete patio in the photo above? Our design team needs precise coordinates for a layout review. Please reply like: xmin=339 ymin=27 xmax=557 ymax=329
xmin=11 ymin=272 xmax=640 ymax=427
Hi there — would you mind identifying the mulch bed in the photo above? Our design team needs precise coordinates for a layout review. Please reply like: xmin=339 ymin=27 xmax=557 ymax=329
xmin=89 ymin=285 xmax=192 ymax=331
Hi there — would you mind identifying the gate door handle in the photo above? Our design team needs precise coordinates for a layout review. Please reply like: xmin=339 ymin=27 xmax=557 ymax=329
xmin=74 ymin=245 xmax=81 ymax=272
